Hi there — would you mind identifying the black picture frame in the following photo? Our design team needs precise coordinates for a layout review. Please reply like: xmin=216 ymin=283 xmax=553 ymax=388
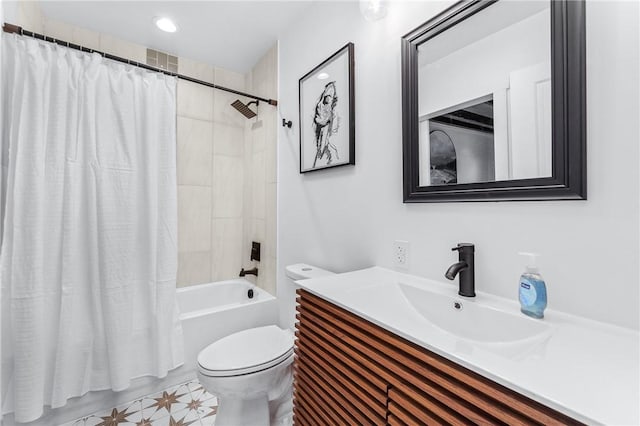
xmin=401 ymin=0 xmax=586 ymax=202
xmin=299 ymin=42 xmax=355 ymax=173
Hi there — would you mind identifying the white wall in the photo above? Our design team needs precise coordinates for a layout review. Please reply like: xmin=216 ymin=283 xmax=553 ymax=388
xmin=277 ymin=1 xmax=639 ymax=331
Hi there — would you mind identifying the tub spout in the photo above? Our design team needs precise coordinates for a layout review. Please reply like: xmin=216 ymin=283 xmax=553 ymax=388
xmin=239 ymin=267 xmax=258 ymax=277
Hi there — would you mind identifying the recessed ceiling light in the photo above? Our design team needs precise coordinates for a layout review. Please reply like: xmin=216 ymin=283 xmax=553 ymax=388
xmin=154 ymin=17 xmax=178 ymax=33
xmin=317 ymin=72 xmax=330 ymax=80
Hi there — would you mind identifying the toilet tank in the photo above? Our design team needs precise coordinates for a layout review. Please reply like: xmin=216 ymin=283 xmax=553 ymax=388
xmin=285 ymin=263 xmax=334 ymax=281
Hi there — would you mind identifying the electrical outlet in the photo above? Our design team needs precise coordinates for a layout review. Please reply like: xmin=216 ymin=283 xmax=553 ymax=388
xmin=393 ymin=240 xmax=409 ymax=268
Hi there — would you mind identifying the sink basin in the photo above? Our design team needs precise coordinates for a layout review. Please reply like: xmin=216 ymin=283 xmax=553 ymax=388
xmin=398 ymin=283 xmax=552 ymax=344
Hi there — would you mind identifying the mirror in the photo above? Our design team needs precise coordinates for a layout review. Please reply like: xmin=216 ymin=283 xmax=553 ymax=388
xmin=402 ymin=0 xmax=586 ymax=202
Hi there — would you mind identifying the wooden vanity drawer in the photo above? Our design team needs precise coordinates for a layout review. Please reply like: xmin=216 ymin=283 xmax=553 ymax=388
xmin=293 ymin=289 xmax=581 ymax=426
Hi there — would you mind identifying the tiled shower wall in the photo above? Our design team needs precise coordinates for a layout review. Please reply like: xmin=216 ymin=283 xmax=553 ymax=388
xmin=9 ymin=2 xmax=277 ymax=294
xmin=175 ymin=61 xmax=247 ymax=286
xmin=243 ymin=46 xmax=278 ymax=295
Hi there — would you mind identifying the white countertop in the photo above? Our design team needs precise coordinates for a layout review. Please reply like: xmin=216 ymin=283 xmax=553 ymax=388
xmin=295 ymin=267 xmax=640 ymax=425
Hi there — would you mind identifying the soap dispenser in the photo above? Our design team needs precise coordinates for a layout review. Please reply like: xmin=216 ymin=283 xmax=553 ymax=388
xmin=518 ymin=252 xmax=547 ymax=319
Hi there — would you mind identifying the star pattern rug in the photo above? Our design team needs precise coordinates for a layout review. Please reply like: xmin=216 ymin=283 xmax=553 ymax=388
xmin=63 ymin=380 xmax=218 ymax=426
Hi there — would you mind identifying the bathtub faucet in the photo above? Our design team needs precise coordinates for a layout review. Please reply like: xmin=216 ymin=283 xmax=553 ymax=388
xmin=239 ymin=267 xmax=258 ymax=277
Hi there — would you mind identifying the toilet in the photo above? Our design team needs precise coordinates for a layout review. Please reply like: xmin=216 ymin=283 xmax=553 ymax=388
xmin=197 ymin=263 xmax=334 ymax=426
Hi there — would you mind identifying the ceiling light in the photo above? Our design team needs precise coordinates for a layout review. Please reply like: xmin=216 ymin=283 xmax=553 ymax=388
xmin=317 ymin=72 xmax=330 ymax=80
xmin=360 ymin=0 xmax=388 ymax=21
xmin=154 ymin=17 xmax=178 ymax=33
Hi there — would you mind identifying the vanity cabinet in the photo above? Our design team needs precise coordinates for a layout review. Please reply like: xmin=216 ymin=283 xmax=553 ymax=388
xmin=293 ymin=289 xmax=581 ymax=425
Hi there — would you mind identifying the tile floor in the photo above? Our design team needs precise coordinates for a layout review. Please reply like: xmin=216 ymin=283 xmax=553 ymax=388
xmin=62 ymin=380 xmax=218 ymax=426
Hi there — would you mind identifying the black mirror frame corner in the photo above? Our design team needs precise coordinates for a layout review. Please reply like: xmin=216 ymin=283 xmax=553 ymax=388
xmin=401 ymin=0 xmax=586 ymax=203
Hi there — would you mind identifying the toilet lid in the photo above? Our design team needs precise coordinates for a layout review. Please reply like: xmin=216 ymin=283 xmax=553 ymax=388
xmin=198 ymin=325 xmax=294 ymax=377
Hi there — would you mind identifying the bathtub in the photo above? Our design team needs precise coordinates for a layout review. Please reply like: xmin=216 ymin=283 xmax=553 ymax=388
xmin=7 ymin=279 xmax=278 ymax=426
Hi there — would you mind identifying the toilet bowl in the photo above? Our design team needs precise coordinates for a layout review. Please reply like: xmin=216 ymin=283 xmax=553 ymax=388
xmin=197 ymin=325 xmax=294 ymax=426
xmin=197 ymin=264 xmax=334 ymax=426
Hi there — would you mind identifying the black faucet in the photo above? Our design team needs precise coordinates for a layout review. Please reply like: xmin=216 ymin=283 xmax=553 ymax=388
xmin=239 ymin=267 xmax=258 ymax=277
xmin=445 ymin=243 xmax=475 ymax=297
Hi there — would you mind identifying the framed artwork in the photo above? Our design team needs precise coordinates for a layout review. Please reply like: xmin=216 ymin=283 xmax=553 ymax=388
xmin=299 ymin=42 xmax=355 ymax=173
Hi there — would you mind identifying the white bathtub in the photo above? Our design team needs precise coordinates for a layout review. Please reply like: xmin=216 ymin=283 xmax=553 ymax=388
xmin=10 ymin=279 xmax=278 ymax=426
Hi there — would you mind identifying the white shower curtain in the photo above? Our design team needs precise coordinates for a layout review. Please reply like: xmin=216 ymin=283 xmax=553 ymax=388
xmin=0 ymin=34 xmax=183 ymax=422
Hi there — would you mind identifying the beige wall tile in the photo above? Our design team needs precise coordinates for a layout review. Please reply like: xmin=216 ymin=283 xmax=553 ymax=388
xmin=40 ymin=18 xmax=100 ymax=51
xmin=249 ymin=218 xmax=266 ymax=247
xmin=71 ymin=26 xmax=100 ymax=51
xmin=178 ymin=251 xmax=211 ymax=287
xmin=259 ymin=256 xmax=277 ymax=295
xmin=240 ymin=42 xmax=278 ymax=294
xmin=264 ymin=46 xmax=278 ymax=99
xmin=17 ymin=1 xmax=44 ymax=33
xmin=251 ymin=64 xmax=264 ymax=97
xmin=241 ymin=134 xmax=253 ymax=264
xmin=178 ymin=185 xmax=212 ymax=253
xmin=43 ymin=18 xmax=73 ymax=41
xmin=213 ymin=123 xmax=244 ymax=157
xmin=265 ymin=183 xmax=277 ymax=260
xmin=177 ymin=117 xmax=213 ymax=186
xmin=244 ymin=121 xmax=254 ymax=158
xmin=251 ymin=151 xmax=266 ymax=219
xmin=214 ymin=67 xmax=245 ymax=92
xmin=211 ymin=218 xmax=243 ymax=282
xmin=256 ymin=80 xmax=267 ymax=102
xmin=250 ymin=120 xmax=265 ymax=154
xmin=99 ymin=33 xmax=146 ymax=63
xmin=212 ymin=156 xmax=244 ymax=217
xmin=265 ymin=115 xmax=277 ymax=184
xmin=249 ymin=44 xmax=278 ymax=100
xmin=179 ymin=57 xmax=214 ymax=84
xmin=178 ymin=80 xmax=214 ymax=121
xmin=240 ymin=234 xmax=252 ymax=280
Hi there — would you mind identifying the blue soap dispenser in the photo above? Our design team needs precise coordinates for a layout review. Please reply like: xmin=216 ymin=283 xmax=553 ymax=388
xmin=518 ymin=252 xmax=547 ymax=319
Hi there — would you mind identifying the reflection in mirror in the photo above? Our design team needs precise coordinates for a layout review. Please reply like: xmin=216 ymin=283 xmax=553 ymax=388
xmin=420 ymin=96 xmax=496 ymax=186
xmin=417 ymin=1 xmax=551 ymax=186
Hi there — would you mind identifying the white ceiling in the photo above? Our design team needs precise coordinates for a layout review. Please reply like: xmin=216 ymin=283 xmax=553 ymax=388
xmin=38 ymin=1 xmax=314 ymax=73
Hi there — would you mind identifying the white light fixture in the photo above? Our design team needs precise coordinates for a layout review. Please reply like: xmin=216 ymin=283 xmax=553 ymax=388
xmin=317 ymin=72 xmax=330 ymax=80
xmin=154 ymin=17 xmax=178 ymax=33
xmin=360 ymin=0 xmax=388 ymax=21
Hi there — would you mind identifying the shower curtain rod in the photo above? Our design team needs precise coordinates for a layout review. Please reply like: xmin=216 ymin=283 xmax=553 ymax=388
xmin=2 ymin=23 xmax=278 ymax=107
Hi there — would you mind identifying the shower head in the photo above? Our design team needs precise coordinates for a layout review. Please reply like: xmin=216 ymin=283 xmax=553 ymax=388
xmin=231 ymin=99 xmax=258 ymax=119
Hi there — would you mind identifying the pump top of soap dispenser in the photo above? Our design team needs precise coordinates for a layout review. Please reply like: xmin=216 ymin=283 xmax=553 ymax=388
xmin=519 ymin=252 xmax=540 ymax=273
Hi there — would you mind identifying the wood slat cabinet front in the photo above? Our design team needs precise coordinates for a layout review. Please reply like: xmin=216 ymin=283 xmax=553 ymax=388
xmin=293 ymin=289 xmax=582 ymax=426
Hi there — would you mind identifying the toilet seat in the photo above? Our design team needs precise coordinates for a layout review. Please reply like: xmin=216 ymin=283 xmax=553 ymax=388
xmin=198 ymin=325 xmax=294 ymax=378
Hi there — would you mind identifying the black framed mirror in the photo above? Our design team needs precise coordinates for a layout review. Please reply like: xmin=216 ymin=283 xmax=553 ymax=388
xmin=401 ymin=0 xmax=586 ymax=202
